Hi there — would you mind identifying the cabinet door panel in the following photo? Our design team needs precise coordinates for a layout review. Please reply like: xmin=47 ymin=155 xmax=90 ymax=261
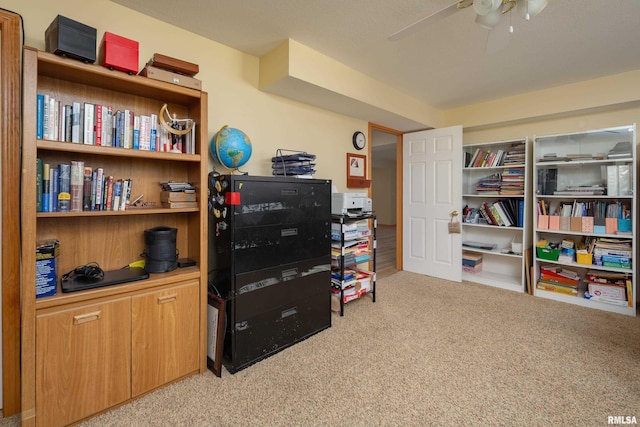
xmin=36 ymin=298 xmax=131 ymax=427
xmin=131 ymin=281 xmax=199 ymax=396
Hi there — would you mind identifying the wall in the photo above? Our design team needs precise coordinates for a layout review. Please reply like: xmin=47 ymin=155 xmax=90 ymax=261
xmin=3 ymin=0 xmax=368 ymax=192
xmin=461 ymin=105 xmax=640 ymax=147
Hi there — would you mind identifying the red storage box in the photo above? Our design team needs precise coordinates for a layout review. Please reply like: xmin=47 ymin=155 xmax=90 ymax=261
xmin=100 ymin=32 xmax=138 ymax=74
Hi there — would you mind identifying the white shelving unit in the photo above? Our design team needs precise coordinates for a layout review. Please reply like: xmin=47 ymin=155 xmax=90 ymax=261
xmin=461 ymin=138 xmax=531 ymax=292
xmin=533 ymin=124 xmax=637 ymax=316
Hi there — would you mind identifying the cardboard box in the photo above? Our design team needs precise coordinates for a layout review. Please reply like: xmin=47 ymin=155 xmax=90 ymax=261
xmin=139 ymin=65 xmax=202 ymax=90
xmin=45 ymin=15 xmax=96 ymax=63
xmin=100 ymin=32 xmax=138 ymax=74
xmin=36 ymin=239 xmax=60 ymax=298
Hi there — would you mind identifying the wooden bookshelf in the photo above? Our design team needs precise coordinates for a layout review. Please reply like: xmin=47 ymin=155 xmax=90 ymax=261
xmin=20 ymin=47 xmax=208 ymax=425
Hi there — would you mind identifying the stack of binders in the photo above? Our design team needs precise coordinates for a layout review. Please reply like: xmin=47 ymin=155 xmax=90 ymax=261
xmin=271 ymin=149 xmax=316 ymax=177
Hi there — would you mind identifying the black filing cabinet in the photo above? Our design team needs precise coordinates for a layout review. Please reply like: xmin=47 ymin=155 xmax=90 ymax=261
xmin=208 ymin=174 xmax=332 ymax=373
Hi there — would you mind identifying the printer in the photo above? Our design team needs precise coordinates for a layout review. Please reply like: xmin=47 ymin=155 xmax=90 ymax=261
xmin=331 ymin=192 xmax=372 ymax=216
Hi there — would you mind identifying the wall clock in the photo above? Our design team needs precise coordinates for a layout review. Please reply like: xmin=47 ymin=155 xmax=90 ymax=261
xmin=352 ymin=131 xmax=366 ymax=150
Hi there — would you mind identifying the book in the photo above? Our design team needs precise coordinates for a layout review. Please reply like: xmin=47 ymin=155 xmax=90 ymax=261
xmin=70 ymin=161 xmax=84 ymax=212
xmin=42 ymin=163 xmax=50 ymax=212
xmin=94 ymin=103 xmax=102 ymax=146
xmin=83 ymin=102 xmax=95 ymax=145
xmin=113 ymin=179 xmax=122 ymax=211
xmin=161 ymin=201 xmax=198 ymax=209
xmin=133 ymin=115 xmax=140 ymax=149
xmin=94 ymin=167 xmax=104 ymax=211
xmin=104 ymin=176 xmax=114 ymax=211
xmin=150 ymin=113 xmax=158 ymax=151
xmin=82 ymin=167 xmax=92 ymax=211
xmin=536 ymin=281 xmax=578 ymax=296
xmin=124 ymin=178 xmax=133 ymax=210
xmin=139 ymin=115 xmax=151 ymax=150
xmin=71 ymin=101 xmax=81 ymax=143
xmin=36 ymin=158 xmax=43 ymax=212
xmin=160 ymin=190 xmax=197 ymax=202
xmin=36 ymin=94 xmax=44 ymax=139
xmin=51 ymin=168 xmax=59 ymax=212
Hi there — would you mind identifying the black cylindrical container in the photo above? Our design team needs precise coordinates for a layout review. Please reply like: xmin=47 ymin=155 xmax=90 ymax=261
xmin=144 ymin=226 xmax=178 ymax=273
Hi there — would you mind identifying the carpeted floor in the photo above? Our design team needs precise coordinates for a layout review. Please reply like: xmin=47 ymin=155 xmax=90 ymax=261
xmin=3 ymin=270 xmax=640 ymax=426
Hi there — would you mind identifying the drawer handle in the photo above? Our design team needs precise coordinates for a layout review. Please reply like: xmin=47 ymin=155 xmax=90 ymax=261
xmin=281 ymin=188 xmax=298 ymax=196
xmin=281 ymin=307 xmax=297 ymax=319
xmin=73 ymin=311 xmax=101 ymax=325
xmin=281 ymin=228 xmax=298 ymax=237
xmin=281 ymin=267 xmax=298 ymax=278
xmin=157 ymin=294 xmax=177 ymax=304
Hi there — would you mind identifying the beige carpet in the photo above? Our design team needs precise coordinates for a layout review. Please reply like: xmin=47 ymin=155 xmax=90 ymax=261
xmin=3 ymin=270 xmax=640 ymax=426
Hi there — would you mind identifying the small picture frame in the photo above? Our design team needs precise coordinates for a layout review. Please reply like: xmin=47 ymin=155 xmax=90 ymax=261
xmin=207 ymin=293 xmax=226 ymax=377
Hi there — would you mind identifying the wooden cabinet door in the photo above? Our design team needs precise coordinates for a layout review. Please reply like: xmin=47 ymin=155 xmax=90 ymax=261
xmin=131 ymin=281 xmax=199 ymax=396
xmin=36 ymin=297 xmax=131 ymax=427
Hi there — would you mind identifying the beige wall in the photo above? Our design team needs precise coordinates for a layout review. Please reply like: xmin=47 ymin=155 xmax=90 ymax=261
xmin=7 ymin=0 xmax=369 ymax=192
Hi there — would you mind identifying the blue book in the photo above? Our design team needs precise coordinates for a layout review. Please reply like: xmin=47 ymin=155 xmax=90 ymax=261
xmin=36 ymin=94 xmax=44 ymax=139
xmin=518 ymin=199 xmax=524 ymax=228
xmin=42 ymin=163 xmax=50 ymax=212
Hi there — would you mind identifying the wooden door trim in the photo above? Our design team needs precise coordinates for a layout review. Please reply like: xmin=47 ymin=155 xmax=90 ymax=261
xmin=368 ymin=123 xmax=403 ymax=271
xmin=1 ymin=9 xmax=23 ymax=417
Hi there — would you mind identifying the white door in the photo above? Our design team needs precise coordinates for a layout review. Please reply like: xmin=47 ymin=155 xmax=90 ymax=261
xmin=403 ymin=126 xmax=462 ymax=281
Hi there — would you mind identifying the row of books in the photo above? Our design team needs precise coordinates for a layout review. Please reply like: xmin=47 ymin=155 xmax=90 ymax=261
xmin=537 ymin=200 xmax=632 ymax=219
xmin=36 ymin=159 xmax=134 ymax=213
xmin=537 ymin=265 xmax=634 ymax=307
xmin=584 ymin=269 xmax=633 ymax=307
xmin=474 ymin=171 xmax=524 ymax=195
xmin=36 ymin=94 xmax=197 ymax=154
xmin=463 ymin=199 xmax=525 ymax=227
xmin=465 ymin=143 xmax=526 ymax=168
xmin=536 ymin=265 xmax=580 ymax=296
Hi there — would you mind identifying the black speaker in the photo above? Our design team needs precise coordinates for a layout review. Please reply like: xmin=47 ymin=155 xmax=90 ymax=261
xmin=45 ymin=15 xmax=96 ymax=64
xmin=144 ymin=226 xmax=178 ymax=273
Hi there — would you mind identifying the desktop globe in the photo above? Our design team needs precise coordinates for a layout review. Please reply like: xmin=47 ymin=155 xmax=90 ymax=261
xmin=210 ymin=125 xmax=252 ymax=170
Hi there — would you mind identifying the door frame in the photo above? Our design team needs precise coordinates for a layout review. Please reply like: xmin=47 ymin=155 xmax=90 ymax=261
xmin=368 ymin=123 xmax=403 ymax=271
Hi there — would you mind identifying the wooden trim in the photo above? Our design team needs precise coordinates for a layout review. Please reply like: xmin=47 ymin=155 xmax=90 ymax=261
xmin=1 ymin=9 xmax=23 ymax=417
xmin=368 ymin=123 xmax=403 ymax=271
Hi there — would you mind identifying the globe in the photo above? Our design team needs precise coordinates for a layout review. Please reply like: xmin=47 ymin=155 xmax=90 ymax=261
xmin=210 ymin=125 xmax=252 ymax=170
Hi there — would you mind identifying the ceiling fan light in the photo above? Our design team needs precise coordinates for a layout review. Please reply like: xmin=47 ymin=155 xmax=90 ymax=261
xmin=475 ymin=9 xmax=502 ymax=29
xmin=516 ymin=0 xmax=548 ymax=20
xmin=473 ymin=0 xmax=502 ymax=16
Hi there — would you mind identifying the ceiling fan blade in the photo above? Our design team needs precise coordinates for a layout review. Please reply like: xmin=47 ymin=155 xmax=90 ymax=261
xmin=485 ymin=18 xmax=511 ymax=54
xmin=388 ymin=1 xmax=461 ymax=42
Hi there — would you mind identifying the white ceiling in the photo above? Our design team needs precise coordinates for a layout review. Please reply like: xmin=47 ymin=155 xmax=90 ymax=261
xmin=113 ymin=0 xmax=640 ymax=111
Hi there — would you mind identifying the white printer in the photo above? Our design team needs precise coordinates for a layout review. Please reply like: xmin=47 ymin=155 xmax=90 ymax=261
xmin=331 ymin=192 xmax=372 ymax=216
